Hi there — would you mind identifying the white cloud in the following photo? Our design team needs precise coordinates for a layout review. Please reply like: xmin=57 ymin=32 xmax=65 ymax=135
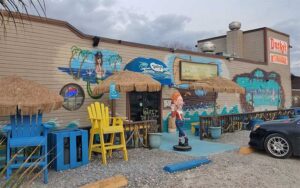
xmin=20 ymin=0 xmax=300 ymax=55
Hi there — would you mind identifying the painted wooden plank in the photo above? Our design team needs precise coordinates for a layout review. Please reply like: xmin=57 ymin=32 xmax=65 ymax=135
xmin=23 ymin=116 xmax=31 ymax=137
xmin=80 ymin=175 xmax=128 ymax=188
xmin=70 ymin=131 xmax=76 ymax=168
xmin=81 ymin=130 xmax=89 ymax=166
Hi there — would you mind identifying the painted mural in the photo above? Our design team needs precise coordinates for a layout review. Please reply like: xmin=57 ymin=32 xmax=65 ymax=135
xmin=177 ymin=89 xmax=216 ymax=111
xmin=162 ymin=54 xmax=238 ymax=131
xmin=124 ymin=57 xmax=172 ymax=85
xmin=165 ymin=54 xmax=230 ymax=85
xmin=58 ymin=46 xmax=122 ymax=98
xmin=57 ymin=48 xmax=281 ymax=131
xmin=234 ymin=69 xmax=284 ymax=112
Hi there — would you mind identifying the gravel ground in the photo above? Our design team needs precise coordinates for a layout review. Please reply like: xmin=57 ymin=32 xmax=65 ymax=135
xmin=3 ymin=130 xmax=300 ymax=187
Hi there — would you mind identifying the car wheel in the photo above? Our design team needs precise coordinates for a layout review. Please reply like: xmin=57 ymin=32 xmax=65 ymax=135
xmin=264 ymin=133 xmax=292 ymax=159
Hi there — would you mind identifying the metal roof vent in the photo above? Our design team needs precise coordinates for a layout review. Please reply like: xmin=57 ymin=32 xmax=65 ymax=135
xmin=229 ymin=21 xmax=241 ymax=31
xmin=201 ymin=41 xmax=216 ymax=53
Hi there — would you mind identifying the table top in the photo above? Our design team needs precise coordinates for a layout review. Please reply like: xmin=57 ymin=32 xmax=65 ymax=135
xmin=123 ymin=120 xmax=157 ymax=125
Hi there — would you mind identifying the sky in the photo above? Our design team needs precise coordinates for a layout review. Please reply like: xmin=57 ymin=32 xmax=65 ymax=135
xmin=29 ymin=0 xmax=300 ymax=75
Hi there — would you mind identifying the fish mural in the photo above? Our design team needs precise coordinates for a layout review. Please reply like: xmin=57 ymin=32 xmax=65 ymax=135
xmin=124 ymin=57 xmax=172 ymax=85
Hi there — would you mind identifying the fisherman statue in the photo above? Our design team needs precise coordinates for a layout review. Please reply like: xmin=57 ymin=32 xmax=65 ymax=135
xmin=171 ymin=92 xmax=192 ymax=151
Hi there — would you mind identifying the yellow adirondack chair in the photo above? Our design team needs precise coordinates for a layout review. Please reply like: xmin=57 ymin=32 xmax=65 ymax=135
xmin=87 ymin=102 xmax=128 ymax=165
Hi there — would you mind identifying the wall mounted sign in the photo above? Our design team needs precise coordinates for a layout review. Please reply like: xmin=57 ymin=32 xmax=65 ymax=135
xmin=163 ymin=99 xmax=172 ymax=109
xmin=180 ymin=60 xmax=218 ymax=81
xmin=269 ymin=37 xmax=288 ymax=65
xmin=124 ymin=57 xmax=172 ymax=85
xmin=109 ymin=82 xmax=120 ymax=100
xmin=60 ymin=83 xmax=85 ymax=111
xmin=269 ymin=37 xmax=288 ymax=55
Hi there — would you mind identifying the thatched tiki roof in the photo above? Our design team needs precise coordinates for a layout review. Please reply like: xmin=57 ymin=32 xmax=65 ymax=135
xmin=0 ymin=76 xmax=63 ymax=116
xmin=188 ymin=77 xmax=245 ymax=94
xmin=93 ymin=71 xmax=161 ymax=94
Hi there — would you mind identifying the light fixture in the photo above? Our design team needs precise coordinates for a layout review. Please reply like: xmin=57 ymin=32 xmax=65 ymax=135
xmin=226 ymin=57 xmax=234 ymax=61
xmin=92 ymin=36 xmax=100 ymax=47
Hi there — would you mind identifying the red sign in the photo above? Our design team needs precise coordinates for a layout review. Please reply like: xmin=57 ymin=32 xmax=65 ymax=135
xmin=269 ymin=37 xmax=288 ymax=55
xmin=270 ymin=53 xmax=288 ymax=65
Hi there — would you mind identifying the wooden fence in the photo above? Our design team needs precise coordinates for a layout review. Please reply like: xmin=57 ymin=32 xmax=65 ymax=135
xmin=199 ymin=109 xmax=295 ymax=139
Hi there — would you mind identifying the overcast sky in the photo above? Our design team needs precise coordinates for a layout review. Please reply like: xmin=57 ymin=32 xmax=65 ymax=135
xmin=40 ymin=0 xmax=299 ymax=75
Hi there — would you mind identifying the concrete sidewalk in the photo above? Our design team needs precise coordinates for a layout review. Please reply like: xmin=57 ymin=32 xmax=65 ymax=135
xmin=159 ymin=131 xmax=239 ymax=157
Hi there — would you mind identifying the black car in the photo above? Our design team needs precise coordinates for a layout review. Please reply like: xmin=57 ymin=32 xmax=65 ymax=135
xmin=249 ymin=117 xmax=300 ymax=158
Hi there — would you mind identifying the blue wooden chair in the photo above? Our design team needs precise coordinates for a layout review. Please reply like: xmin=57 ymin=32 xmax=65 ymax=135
xmin=3 ymin=113 xmax=52 ymax=184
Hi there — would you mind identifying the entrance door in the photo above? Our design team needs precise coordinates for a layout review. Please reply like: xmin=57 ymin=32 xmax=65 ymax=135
xmin=129 ymin=92 xmax=161 ymax=129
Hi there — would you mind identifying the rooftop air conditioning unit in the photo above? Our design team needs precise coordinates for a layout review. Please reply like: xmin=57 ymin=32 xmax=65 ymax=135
xmin=201 ymin=41 xmax=215 ymax=53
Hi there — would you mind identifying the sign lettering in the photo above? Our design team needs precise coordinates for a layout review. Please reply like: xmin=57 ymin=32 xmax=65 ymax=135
xmin=270 ymin=53 xmax=288 ymax=65
xmin=269 ymin=37 xmax=288 ymax=55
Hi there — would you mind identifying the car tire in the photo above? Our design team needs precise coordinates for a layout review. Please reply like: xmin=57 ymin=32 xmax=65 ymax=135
xmin=264 ymin=133 xmax=292 ymax=159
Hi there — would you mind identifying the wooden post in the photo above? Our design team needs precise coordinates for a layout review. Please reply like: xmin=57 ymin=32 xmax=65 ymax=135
xmin=111 ymin=99 xmax=116 ymax=117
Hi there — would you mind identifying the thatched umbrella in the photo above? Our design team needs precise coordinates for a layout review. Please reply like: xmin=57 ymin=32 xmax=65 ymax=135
xmin=188 ymin=76 xmax=245 ymax=94
xmin=93 ymin=71 xmax=161 ymax=94
xmin=0 ymin=76 xmax=63 ymax=116
xmin=93 ymin=71 xmax=161 ymax=117
xmin=188 ymin=76 xmax=245 ymax=137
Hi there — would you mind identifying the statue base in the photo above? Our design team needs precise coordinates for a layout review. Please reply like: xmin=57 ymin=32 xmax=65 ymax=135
xmin=173 ymin=145 xmax=192 ymax=151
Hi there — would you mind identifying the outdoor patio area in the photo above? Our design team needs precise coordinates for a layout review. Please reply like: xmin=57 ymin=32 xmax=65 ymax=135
xmin=2 ymin=130 xmax=296 ymax=188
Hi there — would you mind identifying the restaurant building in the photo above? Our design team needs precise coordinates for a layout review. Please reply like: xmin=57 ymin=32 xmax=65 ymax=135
xmin=0 ymin=14 xmax=292 ymax=131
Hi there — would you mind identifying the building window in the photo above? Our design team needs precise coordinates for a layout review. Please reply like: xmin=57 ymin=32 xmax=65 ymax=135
xmin=60 ymin=83 xmax=85 ymax=111
xmin=293 ymin=96 xmax=300 ymax=107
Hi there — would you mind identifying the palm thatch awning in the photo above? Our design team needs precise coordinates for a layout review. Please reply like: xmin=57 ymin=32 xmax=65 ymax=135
xmin=0 ymin=76 xmax=63 ymax=116
xmin=188 ymin=77 xmax=245 ymax=94
xmin=93 ymin=71 xmax=161 ymax=95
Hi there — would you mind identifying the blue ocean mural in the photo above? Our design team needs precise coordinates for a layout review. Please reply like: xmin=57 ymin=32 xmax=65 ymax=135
xmin=234 ymin=69 xmax=283 ymax=112
xmin=58 ymin=46 xmax=122 ymax=98
xmin=124 ymin=57 xmax=172 ymax=85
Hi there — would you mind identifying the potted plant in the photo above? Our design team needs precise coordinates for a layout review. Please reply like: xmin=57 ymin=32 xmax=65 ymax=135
xmin=147 ymin=120 xmax=162 ymax=149
xmin=209 ymin=103 xmax=222 ymax=139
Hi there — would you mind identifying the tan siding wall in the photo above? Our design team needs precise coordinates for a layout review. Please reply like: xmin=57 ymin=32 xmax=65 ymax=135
xmin=0 ymin=18 xmax=292 ymax=130
xmin=0 ymin=19 xmax=169 ymax=128
xmin=243 ymin=30 xmax=265 ymax=62
xmin=198 ymin=30 xmax=265 ymax=62
xmin=1 ymin=20 xmax=96 ymax=128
